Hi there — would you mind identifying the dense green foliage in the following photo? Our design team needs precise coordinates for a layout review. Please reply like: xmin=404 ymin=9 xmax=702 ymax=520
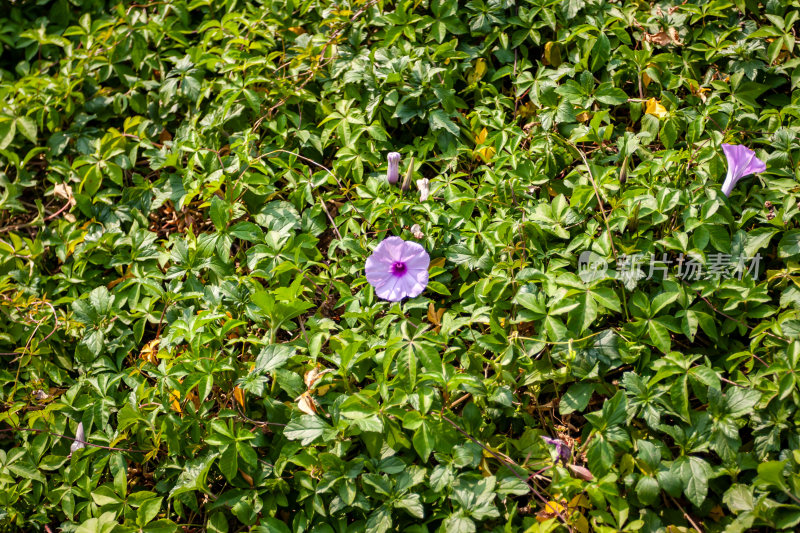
xmin=2 ymin=0 xmax=800 ymax=531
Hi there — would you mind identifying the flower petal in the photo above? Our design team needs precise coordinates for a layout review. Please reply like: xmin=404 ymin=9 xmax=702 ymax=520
xmin=375 ymin=276 xmax=404 ymax=301
xmin=396 ymin=272 xmax=427 ymax=299
xmin=377 ymin=236 xmax=406 ymax=262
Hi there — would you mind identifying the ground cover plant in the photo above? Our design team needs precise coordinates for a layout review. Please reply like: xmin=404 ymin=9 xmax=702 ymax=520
xmin=1 ymin=0 xmax=800 ymax=531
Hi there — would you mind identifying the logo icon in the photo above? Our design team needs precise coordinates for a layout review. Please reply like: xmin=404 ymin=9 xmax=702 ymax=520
xmin=578 ymin=251 xmax=608 ymax=282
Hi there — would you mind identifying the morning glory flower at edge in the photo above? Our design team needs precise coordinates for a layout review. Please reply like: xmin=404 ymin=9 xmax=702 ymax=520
xmin=365 ymin=236 xmax=429 ymax=302
xmin=721 ymin=143 xmax=766 ymax=197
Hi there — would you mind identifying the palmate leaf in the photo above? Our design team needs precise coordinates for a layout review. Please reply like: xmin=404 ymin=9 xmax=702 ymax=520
xmin=3 ymin=0 xmax=800 ymax=529
xmin=169 ymin=454 xmax=218 ymax=498
xmin=284 ymin=415 xmax=330 ymax=445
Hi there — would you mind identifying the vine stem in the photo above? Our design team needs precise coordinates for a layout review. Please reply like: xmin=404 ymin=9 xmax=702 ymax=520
xmin=556 ymin=135 xmax=631 ymax=322
xmin=667 ymin=494 xmax=704 ymax=533
xmin=0 ymin=427 xmax=148 ymax=454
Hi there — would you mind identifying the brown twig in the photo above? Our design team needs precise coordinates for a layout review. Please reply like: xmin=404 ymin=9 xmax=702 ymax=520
xmin=668 ymin=494 xmax=704 ymax=533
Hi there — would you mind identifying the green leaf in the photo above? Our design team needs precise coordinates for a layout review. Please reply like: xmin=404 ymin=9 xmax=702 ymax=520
xmin=284 ymin=415 xmax=329 ymax=445
xmin=0 ymin=116 xmax=16 ymax=149
xmin=560 ymin=382 xmax=594 ymax=414
xmin=169 ymin=454 xmax=217 ymax=498
xmin=595 ymin=83 xmax=628 ymax=105
xmin=16 ymin=116 xmax=37 ymax=143
xmin=778 ymin=230 xmax=800 ymax=258
xmin=209 ymin=195 xmax=230 ymax=230
xmin=429 ymin=109 xmax=460 ymax=136
xmin=412 ymin=420 xmax=435 ymax=462
xmin=589 ymin=33 xmax=611 ymax=71
xmin=137 ymin=498 xmax=163 ymax=527
xmin=636 ymin=476 xmax=660 ymax=505
xmin=254 ymin=344 xmax=295 ymax=373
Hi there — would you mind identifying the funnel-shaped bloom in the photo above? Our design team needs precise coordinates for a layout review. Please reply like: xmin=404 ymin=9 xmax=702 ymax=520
xmin=387 ymin=152 xmax=401 ymax=184
xmin=721 ymin=143 xmax=766 ymax=196
xmin=365 ymin=237 xmax=429 ymax=301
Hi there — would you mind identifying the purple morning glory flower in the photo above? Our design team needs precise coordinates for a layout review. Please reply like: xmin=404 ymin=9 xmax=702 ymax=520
xmin=542 ymin=436 xmax=571 ymax=465
xmin=365 ymin=236 xmax=429 ymax=301
xmin=721 ymin=143 xmax=766 ymax=197
xmin=387 ymin=152 xmax=401 ymax=185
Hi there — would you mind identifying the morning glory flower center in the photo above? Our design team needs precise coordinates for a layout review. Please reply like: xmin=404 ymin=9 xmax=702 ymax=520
xmin=391 ymin=261 xmax=407 ymax=277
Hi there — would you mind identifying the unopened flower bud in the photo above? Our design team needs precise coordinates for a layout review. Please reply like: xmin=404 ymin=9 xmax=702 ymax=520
xmin=387 ymin=152 xmax=401 ymax=185
xmin=416 ymin=178 xmax=430 ymax=201
xmin=401 ymin=156 xmax=414 ymax=192
xmin=70 ymin=422 xmax=86 ymax=455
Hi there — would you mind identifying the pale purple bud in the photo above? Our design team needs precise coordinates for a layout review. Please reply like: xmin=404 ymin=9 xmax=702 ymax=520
xmin=568 ymin=464 xmax=594 ymax=481
xmin=387 ymin=152 xmax=401 ymax=185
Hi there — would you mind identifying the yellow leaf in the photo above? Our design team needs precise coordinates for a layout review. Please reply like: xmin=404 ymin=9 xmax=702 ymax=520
xmin=170 ymin=390 xmax=182 ymax=413
xmin=576 ymin=111 xmax=591 ymax=123
xmin=429 ymin=257 xmax=446 ymax=269
xmin=573 ymin=513 xmax=590 ymax=533
xmin=288 ymin=26 xmax=306 ymax=35
xmin=187 ymin=389 xmax=200 ymax=410
xmin=645 ymin=98 xmax=668 ymax=119
xmin=473 ymin=127 xmax=495 ymax=162
xmin=468 ymin=58 xmax=488 ymax=84
xmin=480 ymin=457 xmax=492 ymax=477
xmin=139 ymin=339 xmax=160 ymax=365
xmin=233 ymin=386 xmax=245 ymax=408
xmin=536 ymin=500 xmax=566 ymax=522
xmin=517 ymin=101 xmax=536 ymax=119
xmin=476 ymin=146 xmax=495 ymax=162
xmin=568 ymin=494 xmax=590 ymax=509
xmin=543 ymin=42 xmax=562 ymax=67
xmin=642 ymin=71 xmax=653 ymax=88
xmin=474 ymin=59 xmax=487 ymax=78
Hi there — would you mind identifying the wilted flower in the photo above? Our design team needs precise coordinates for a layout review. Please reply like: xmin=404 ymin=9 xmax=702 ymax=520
xmin=410 ymin=224 xmax=424 ymax=239
xmin=387 ymin=152 xmax=401 ymax=185
xmin=541 ymin=436 xmax=571 ymax=465
xmin=365 ymin=236 xmax=429 ymax=301
xmin=721 ymin=143 xmax=766 ymax=197
xmin=70 ymin=422 xmax=86 ymax=454
xmin=416 ymin=178 xmax=430 ymax=201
